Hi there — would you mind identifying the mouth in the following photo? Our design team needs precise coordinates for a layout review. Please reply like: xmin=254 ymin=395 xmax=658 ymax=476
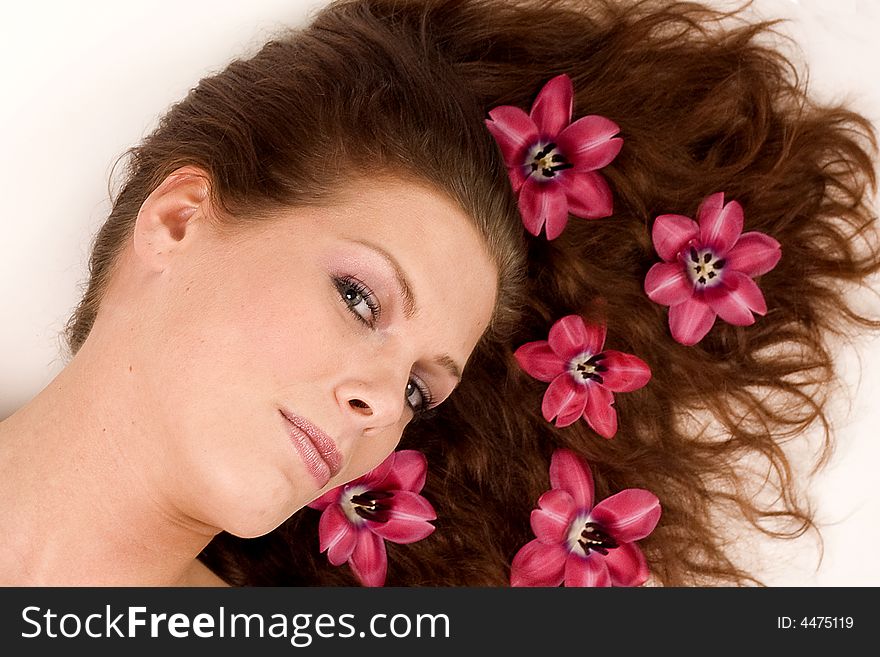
xmin=280 ymin=409 xmax=343 ymax=486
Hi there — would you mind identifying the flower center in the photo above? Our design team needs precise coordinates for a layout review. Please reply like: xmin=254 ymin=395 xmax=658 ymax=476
xmin=684 ymin=245 xmax=726 ymax=287
xmin=568 ymin=351 xmax=607 ymax=385
xmin=345 ymin=488 xmax=394 ymax=524
xmin=528 ymin=142 xmax=573 ymax=180
xmin=576 ymin=522 xmax=618 ymax=557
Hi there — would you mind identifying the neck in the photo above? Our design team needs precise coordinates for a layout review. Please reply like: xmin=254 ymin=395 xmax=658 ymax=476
xmin=0 ymin=331 xmax=221 ymax=586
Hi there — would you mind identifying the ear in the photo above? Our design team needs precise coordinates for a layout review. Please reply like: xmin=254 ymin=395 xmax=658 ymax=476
xmin=132 ymin=165 xmax=211 ymax=272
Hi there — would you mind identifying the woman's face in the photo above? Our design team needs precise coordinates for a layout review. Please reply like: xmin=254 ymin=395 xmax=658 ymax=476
xmin=120 ymin=174 xmax=498 ymax=538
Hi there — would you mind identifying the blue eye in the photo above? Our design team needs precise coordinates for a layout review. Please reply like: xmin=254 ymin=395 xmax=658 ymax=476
xmin=405 ymin=376 xmax=434 ymax=415
xmin=334 ymin=275 xmax=436 ymax=418
xmin=335 ymin=276 xmax=380 ymax=326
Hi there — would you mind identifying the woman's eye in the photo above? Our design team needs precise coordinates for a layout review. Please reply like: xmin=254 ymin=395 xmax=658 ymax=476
xmin=335 ymin=276 xmax=380 ymax=325
xmin=405 ymin=377 xmax=433 ymax=415
xmin=335 ymin=276 xmax=434 ymax=418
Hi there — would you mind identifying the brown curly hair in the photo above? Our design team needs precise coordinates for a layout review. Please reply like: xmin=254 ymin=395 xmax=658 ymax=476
xmin=67 ymin=0 xmax=880 ymax=586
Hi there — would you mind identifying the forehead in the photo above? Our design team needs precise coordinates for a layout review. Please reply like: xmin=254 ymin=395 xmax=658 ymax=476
xmin=334 ymin=179 xmax=498 ymax=345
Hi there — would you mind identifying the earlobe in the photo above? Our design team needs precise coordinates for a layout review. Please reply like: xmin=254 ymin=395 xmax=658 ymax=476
xmin=132 ymin=165 xmax=211 ymax=272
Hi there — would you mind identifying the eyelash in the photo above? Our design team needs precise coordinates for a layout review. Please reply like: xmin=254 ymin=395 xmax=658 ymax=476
xmin=334 ymin=275 xmax=381 ymax=325
xmin=333 ymin=275 xmax=435 ymax=416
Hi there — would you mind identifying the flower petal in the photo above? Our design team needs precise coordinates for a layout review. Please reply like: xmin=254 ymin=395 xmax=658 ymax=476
xmin=557 ymin=115 xmax=622 ymax=171
xmin=557 ymin=170 xmax=613 ymax=219
xmin=591 ymin=488 xmax=661 ymax=543
xmin=529 ymin=73 xmax=573 ymax=137
xmin=554 ymin=390 xmax=589 ymax=427
xmin=514 ymin=340 xmax=567 ymax=382
xmin=598 ymin=350 xmax=652 ymax=393
xmin=550 ymin=448 xmax=595 ymax=510
xmin=365 ymin=492 xmax=436 ymax=544
xmin=698 ymin=194 xmax=743 ymax=257
xmin=652 ymin=214 xmax=700 ymax=262
xmin=644 ymin=262 xmax=694 ymax=306
xmin=378 ymin=449 xmax=427 ymax=493
xmin=307 ymin=486 xmax=343 ymax=511
xmin=510 ymin=539 xmax=568 ymax=587
xmin=548 ymin=314 xmax=605 ymax=360
xmin=604 ymin=542 xmax=650 ymax=587
xmin=485 ymin=105 xmax=539 ymax=165
xmin=584 ymin=383 xmax=618 ymax=439
xmin=507 ymin=164 xmax=528 ymax=194
xmin=349 ymin=529 xmax=387 ymax=587
xmin=724 ymin=231 xmax=782 ymax=277
xmin=518 ymin=176 xmax=569 ymax=239
xmin=541 ymin=373 xmax=588 ymax=428
xmin=704 ymin=271 xmax=767 ymax=326
xmin=319 ymin=503 xmax=358 ymax=565
xmin=667 ymin=296 xmax=717 ymax=345
xmin=564 ymin=551 xmax=611 ymax=587
xmin=531 ymin=488 xmax=577 ymax=543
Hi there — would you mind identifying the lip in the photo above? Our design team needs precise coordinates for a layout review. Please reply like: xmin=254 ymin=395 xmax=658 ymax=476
xmin=279 ymin=409 xmax=343 ymax=484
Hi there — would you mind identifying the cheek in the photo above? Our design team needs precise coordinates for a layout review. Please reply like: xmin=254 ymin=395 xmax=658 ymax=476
xmin=344 ymin=424 xmax=406 ymax=482
xmin=208 ymin=276 xmax=347 ymax=386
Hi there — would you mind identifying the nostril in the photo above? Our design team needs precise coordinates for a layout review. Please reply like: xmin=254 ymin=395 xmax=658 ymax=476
xmin=349 ymin=399 xmax=371 ymax=413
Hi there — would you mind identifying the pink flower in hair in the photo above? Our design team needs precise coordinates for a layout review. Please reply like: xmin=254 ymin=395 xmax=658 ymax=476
xmin=644 ymin=192 xmax=782 ymax=346
xmin=485 ymin=73 xmax=623 ymax=240
xmin=514 ymin=315 xmax=651 ymax=438
xmin=308 ymin=450 xmax=436 ymax=587
xmin=510 ymin=449 xmax=661 ymax=587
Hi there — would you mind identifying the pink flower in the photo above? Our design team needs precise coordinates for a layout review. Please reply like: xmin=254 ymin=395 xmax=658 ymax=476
xmin=485 ymin=73 xmax=623 ymax=240
xmin=308 ymin=450 xmax=436 ymax=587
xmin=510 ymin=449 xmax=661 ymax=587
xmin=514 ymin=315 xmax=651 ymax=438
xmin=644 ymin=192 xmax=782 ymax=346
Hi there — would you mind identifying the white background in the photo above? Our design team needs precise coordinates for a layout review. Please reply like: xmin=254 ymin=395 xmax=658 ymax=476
xmin=1 ymin=0 xmax=878 ymax=585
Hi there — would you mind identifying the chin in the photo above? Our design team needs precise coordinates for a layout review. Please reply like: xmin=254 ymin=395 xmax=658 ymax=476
xmin=197 ymin=474 xmax=306 ymax=539
xmin=216 ymin=501 xmax=298 ymax=539
xmin=222 ymin=519 xmax=285 ymax=540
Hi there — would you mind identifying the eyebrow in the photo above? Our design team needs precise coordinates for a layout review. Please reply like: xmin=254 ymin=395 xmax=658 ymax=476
xmin=433 ymin=353 xmax=462 ymax=383
xmin=347 ymin=238 xmax=463 ymax=383
xmin=350 ymin=238 xmax=417 ymax=319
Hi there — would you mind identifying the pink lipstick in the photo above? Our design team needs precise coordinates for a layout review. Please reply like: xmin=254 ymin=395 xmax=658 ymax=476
xmin=280 ymin=409 xmax=342 ymax=486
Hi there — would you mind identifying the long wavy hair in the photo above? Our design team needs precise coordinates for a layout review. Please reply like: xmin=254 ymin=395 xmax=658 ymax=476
xmin=67 ymin=0 xmax=880 ymax=586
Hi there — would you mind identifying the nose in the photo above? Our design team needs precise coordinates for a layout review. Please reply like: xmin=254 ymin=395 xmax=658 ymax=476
xmin=335 ymin=364 xmax=409 ymax=434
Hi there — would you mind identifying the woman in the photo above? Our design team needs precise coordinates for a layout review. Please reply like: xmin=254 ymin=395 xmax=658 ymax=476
xmin=0 ymin=0 xmax=526 ymax=585
xmin=2 ymin=0 xmax=878 ymax=586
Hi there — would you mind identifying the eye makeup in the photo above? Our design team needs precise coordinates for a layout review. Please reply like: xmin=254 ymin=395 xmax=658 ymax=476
xmin=404 ymin=374 xmax=435 ymax=416
xmin=333 ymin=275 xmax=380 ymax=326
xmin=332 ymin=273 xmax=435 ymax=415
